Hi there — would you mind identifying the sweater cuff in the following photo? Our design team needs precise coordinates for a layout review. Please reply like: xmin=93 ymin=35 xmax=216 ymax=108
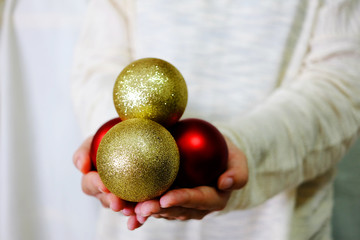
xmin=213 ymin=123 xmax=257 ymax=213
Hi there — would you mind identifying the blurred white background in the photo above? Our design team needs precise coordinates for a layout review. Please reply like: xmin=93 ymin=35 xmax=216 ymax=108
xmin=0 ymin=1 xmax=99 ymax=240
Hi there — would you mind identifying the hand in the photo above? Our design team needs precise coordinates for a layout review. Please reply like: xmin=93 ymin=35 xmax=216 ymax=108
xmin=133 ymin=138 xmax=248 ymax=226
xmin=72 ymin=136 xmax=147 ymax=230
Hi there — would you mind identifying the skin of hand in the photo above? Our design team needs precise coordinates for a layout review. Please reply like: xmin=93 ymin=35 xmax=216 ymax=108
xmin=73 ymin=136 xmax=248 ymax=231
xmin=132 ymin=138 xmax=248 ymax=225
xmin=72 ymin=136 xmax=144 ymax=230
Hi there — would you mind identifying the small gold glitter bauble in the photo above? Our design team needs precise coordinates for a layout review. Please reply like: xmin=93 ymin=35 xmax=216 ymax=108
xmin=97 ymin=118 xmax=180 ymax=202
xmin=113 ymin=58 xmax=188 ymax=127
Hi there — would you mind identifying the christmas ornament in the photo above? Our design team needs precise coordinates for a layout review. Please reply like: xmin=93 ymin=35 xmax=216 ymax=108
xmin=170 ymin=118 xmax=228 ymax=188
xmin=90 ymin=117 xmax=122 ymax=169
xmin=113 ymin=58 xmax=188 ymax=127
xmin=97 ymin=118 xmax=180 ymax=202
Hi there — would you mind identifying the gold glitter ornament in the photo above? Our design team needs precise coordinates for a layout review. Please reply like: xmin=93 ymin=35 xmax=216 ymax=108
xmin=113 ymin=58 xmax=188 ymax=127
xmin=97 ymin=118 xmax=180 ymax=202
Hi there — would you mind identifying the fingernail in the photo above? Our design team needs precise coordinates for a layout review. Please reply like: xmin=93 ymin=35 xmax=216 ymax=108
xmin=137 ymin=215 xmax=147 ymax=224
xmin=221 ymin=177 xmax=234 ymax=190
xmin=98 ymin=186 xmax=109 ymax=193
xmin=110 ymin=201 xmax=118 ymax=211
xmin=122 ymin=208 xmax=132 ymax=216
xmin=141 ymin=209 xmax=151 ymax=217
xmin=75 ymin=156 xmax=82 ymax=170
xmin=160 ymin=198 xmax=170 ymax=208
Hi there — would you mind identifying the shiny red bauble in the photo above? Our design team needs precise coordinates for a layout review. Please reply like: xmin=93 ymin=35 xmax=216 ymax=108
xmin=170 ymin=118 xmax=228 ymax=188
xmin=90 ymin=117 xmax=122 ymax=169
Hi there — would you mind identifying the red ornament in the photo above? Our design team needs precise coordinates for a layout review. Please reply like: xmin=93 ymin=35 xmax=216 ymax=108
xmin=170 ymin=118 xmax=228 ymax=188
xmin=90 ymin=117 xmax=122 ymax=169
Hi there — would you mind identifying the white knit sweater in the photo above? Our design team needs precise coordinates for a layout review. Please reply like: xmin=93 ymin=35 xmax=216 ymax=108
xmin=71 ymin=0 xmax=360 ymax=239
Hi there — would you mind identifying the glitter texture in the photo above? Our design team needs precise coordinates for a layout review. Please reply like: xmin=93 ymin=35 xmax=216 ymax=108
xmin=113 ymin=58 xmax=188 ymax=127
xmin=97 ymin=118 xmax=180 ymax=202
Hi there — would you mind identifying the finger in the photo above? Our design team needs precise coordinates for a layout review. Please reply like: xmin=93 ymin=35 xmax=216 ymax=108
xmin=97 ymin=193 xmax=111 ymax=208
xmin=218 ymin=138 xmax=248 ymax=191
xmin=154 ymin=207 xmax=210 ymax=221
xmin=135 ymin=200 xmax=161 ymax=217
xmin=122 ymin=202 xmax=137 ymax=216
xmin=81 ymin=185 xmax=126 ymax=212
xmin=73 ymin=136 xmax=93 ymax=174
xmin=127 ymin=215 xmax=143 ymax=231
xmin=107 ymin=193 xmax=128 ymax=212
xmin=81 ymin=171 xmax=109 ymax=196
xmin=160 ymin=187 xmax=229 ymax=211
xmin=136 ymin=215 xmax=148 ymax=224
xmin=93 ymin=190 xmax=128 ymax=211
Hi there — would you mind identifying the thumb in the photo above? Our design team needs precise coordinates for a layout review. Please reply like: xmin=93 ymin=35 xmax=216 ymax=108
xmin=73 ymin=135 xmax=93 ymax=174
xmin=218 ymin=138 xmax=248 ymax=191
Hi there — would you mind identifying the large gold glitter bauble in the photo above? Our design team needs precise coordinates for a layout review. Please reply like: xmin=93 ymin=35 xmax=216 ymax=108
xmin=97 ymin=118 xmax=180 ymax=202
xmin=113 ymin=58 xmax=188 ymax=127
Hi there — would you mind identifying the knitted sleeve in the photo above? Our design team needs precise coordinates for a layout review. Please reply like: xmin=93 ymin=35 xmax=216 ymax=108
xmin=219 ymin=0 xmax=360 ymax=211
xmin=71 ymin=0 xmax=134 ymax=136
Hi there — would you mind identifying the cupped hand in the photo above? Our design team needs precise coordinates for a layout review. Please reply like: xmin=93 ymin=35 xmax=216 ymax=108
xmin=73 ymin=136 xmax=146 ymax=230
xmin=133 ymin=137 xmax=248 ymax=225
xmin=73 ymin=136 xmax=248 ymax=230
